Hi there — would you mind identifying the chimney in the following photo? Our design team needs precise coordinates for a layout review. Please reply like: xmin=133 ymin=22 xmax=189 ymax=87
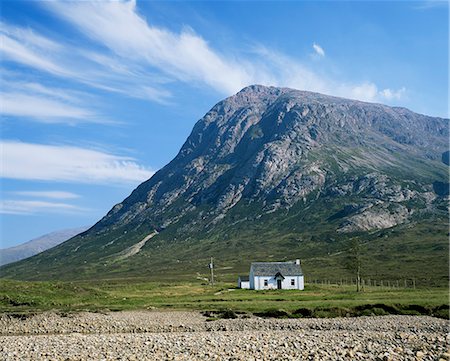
xmin=295 ymin=259 xmax=300 ymax=265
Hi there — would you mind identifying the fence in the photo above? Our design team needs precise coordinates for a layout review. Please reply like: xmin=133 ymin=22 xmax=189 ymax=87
xmin=307 ymin=278 xmax=420 ymax=289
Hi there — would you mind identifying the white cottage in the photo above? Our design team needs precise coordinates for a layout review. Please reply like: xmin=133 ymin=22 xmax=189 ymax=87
xmin=237 ymin=275 xmax=250 ymax=289
xmin=249 ymin=260 xmax=304 ymax=290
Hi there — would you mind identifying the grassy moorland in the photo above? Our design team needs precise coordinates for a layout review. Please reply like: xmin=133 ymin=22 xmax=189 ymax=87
xmin=0 ymin=279 xmax=448 ymax=318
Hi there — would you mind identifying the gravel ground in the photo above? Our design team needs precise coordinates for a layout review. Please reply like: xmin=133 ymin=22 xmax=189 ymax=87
xmin=0 ymin=312 xmax=448 ymax=360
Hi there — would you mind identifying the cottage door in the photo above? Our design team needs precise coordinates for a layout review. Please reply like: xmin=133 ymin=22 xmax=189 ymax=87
xmin=277 ymin=279 xmax=282 ymax=289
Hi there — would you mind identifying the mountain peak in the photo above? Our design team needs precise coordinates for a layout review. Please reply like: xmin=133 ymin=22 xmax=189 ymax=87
xmin=87 ymin=86 xmax=448 ymax=236
xmin=2 ymin=86 xmax=448 ymax=282
xmin=236 ymin=84 xmax=286 ymax=95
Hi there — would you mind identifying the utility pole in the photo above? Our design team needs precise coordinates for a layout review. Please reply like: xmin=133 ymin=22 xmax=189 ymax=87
xmin=209 ymin=257 xmax=215 ymax=286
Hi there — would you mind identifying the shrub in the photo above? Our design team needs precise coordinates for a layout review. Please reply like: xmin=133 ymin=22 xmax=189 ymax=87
xmin=432 ymin=305 xmax=449 ymax=319
xmin=292 ymin=308 xmax=314 ymax=318
xmin=221 ymin=309 xmax=238 ymax=319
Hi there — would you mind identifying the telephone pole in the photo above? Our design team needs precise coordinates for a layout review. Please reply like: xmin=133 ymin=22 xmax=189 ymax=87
xmin=209 ymin=257 xmax=215 ymax=286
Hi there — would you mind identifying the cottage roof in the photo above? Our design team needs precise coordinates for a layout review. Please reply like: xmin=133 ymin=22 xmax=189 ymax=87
xmin=238 ymin=275 xmax=249 ymax=282
xmin=250 ymin=261 xmax=303 ymax=277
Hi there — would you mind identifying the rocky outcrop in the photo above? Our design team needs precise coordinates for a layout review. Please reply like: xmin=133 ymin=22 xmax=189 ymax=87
xmin=337 ymin=204 xmax=411 ymax=233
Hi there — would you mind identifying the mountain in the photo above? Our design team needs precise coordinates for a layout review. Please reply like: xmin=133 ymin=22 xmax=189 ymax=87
xmin=0 ymin=227 xmax=89 ymax=266
xmin=1 ymin=85 xmax=448 ymax=284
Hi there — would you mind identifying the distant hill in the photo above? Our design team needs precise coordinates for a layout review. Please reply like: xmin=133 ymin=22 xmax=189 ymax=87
xmin=0 ymin=227 xmax=89 ymax=266
xmin=1 ymin=85 xmax=448 ymax=284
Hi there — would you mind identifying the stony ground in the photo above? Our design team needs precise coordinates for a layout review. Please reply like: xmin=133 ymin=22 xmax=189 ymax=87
xmin=0 ymin=312 xmax=448 ymax=360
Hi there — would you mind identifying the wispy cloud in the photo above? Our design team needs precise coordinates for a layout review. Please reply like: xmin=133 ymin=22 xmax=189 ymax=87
xmin=1 ymin=22 xmax=61 ymax=51
xmin=1 ymin=1 xmax=407 ymax=112
xmin=0 ymin=21 xmax=172 ymax=104
xmin=44 ymin=1 xmax=251 ymax=95
xmin=12 ymin=191 xmax=81 ymax=200
xmin=41 ymin=0 xmax=405 ymax=104
xmin=0 ymin=199 xmax=85 ymax=215
xmin=251 ymin=46 xmax=403 ymax=103
xmin=0 ymin=78 xmax=115 ymax=124
xmin=1 ymin=92 xmax=98 ymax=124
xmin=1 ymin=141 xmax=154 ymax=185
xmin=21 ymin=82 xmax=85 ymax=104
xmin=312 ymin=43 xmax=325 ymax=57
xmin=0 ymin=25 xmax=69 ymax=77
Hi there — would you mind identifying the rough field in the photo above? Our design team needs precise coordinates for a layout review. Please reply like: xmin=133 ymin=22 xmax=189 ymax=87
xmin=0 ymin=311 xmax=449 ymax=360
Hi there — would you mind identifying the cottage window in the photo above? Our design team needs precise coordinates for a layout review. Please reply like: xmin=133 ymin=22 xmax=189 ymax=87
xmin=291 ymin=279 xmax=295 ymax=286
xmin=264 ymin=279 xmax=268 ymax=286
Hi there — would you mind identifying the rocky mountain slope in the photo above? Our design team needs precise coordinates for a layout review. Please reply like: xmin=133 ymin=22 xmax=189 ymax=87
xmin=1 ymin=85 xmax=448 ymax=283
xmin=0 ymin=227 xmax=89 ymax=266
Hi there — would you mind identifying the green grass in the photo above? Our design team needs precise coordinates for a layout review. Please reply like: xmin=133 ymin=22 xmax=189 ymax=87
xmin=1 ymin=187 xmax=447 ymax=285
xmin=0 ymin=279 xmax=448 ymax=318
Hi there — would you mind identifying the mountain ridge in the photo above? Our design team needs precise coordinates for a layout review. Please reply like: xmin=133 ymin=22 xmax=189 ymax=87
xmin=1 ymin=85 xmax=448 ymax=283
xmin=95 ymin=85 xmax=447 ymax=230
xmin=0 ymin=226 xmax=89 ymax=266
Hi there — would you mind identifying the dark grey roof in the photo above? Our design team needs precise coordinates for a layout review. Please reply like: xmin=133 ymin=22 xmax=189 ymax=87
xmin=250 ymin=261 xmax=303 ymax=276
xmin=238 ymin=275 xmax=249 ymax=282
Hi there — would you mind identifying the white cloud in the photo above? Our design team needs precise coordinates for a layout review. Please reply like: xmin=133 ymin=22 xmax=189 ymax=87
xmin=1 ymin=22 xmax=172 ymax=104
xmin=252 ymin=45 xmax=329 ymax=93
xmin=0 ymin=200 xmax=84 ymax=215
xmin=0 ymin=31 xmax=69 ymax=77
xmin=379 ymin=87 xmax=407 ymax=100
xmin=21 ymin=82 xmax=83 ymax=104
xmin=347 ymin=82 xmax=379 ymax=102
xmin=250 ymin=47 xmax=405 ymax=104
xmin=1 ymin=92 xmax=97 ymax=123
xmin=42 ymin=1 xmax=405 ymax=104
xmin=312 ymin=43 xmax=325 ymax=57
xmin=1 ymin=22 xmax=61 ymax=51
xmin=1 ymin=2 xmax=406 ymax=110
xmin=44 ymin=1 xmax=252 ymax=95
xmin=339 ymin=83 xmax=407 ymax=103
xmin=12 ymin=191 xmax=80 ymax=200
xmin=0 ymin=141 xmax=154 ymax=185
xmin=0 ymin=79 xmax=116 ymax=124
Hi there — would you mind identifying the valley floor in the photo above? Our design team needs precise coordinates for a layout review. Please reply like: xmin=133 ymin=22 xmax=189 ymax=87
xmin=0 ymin=311 xmax=448 ymax=360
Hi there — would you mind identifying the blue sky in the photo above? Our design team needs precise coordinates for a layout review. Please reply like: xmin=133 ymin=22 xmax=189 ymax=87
xmin=1 ymin=0 xmax=448 ymax=248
